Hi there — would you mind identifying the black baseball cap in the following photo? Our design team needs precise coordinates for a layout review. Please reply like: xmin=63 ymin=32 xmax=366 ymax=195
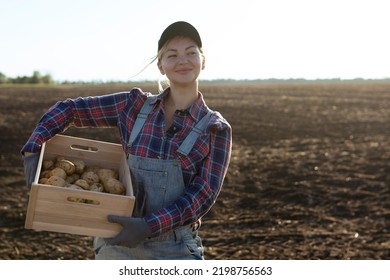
xmin=158 ymin=21 xmax=202 ymax=52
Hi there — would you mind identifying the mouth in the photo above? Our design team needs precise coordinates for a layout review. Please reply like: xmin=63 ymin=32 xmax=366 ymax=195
xmin=176 ymin=68 xmax=192 ymax=74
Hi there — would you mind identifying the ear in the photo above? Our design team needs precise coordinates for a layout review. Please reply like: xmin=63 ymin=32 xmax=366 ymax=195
xmin=201 ymin=55 xmax=206 ymax=70
xmin=157 ymin=60 xmax=165 ymax=75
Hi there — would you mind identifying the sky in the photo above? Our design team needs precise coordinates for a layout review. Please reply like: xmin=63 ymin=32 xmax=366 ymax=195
xmin=1 ymin=0 xmax=389 ymax=82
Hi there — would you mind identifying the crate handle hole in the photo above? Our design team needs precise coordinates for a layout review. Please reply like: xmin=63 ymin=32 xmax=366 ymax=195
xmin=70 ymin=144 xmax=98 ymax=152
xmin=67 ymin=197 xmax=100 ymax=205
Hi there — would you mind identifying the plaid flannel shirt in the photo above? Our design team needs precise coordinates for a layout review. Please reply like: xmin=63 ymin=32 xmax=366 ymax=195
xmin=21 ymin=87 xmax=232 ymax=237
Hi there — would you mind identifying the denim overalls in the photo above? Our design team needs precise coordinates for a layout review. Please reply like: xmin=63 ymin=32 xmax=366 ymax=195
xmin=94 ymin=95 xmax=213 ymax=260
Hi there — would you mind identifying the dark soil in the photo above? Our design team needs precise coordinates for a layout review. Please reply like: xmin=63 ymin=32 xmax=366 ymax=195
xmin=1 ymin=82 xmax=389 ymax=259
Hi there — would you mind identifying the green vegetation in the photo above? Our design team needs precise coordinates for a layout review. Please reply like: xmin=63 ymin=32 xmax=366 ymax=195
xmin=0 ymin=71 xmax=53 ymax=84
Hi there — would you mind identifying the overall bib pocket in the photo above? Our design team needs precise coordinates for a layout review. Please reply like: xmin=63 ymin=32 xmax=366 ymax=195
xmin=130 ymin=167 xmax=168 ymax=215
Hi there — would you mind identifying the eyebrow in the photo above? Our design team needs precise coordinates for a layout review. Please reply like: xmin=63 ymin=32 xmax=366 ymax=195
xmin=166 ymin=45 xmax=197 ymax=52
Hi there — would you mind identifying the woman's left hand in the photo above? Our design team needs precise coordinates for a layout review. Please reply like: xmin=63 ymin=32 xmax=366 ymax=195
xmin=105 ymin=216 xmax=151 ymax=248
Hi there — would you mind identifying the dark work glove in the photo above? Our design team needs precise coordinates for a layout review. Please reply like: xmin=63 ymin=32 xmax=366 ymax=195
xmin=23 ymin=152 xmax=40 ymax=188
xmin=105 ymin=216 xmax=152 ymax=248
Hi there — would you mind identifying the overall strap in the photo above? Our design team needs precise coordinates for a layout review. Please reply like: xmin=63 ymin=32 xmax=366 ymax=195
xmin=177 ymin=110 xmax=214 ymax=156
xmin=128 ymin=95 xmax=157 ymax=147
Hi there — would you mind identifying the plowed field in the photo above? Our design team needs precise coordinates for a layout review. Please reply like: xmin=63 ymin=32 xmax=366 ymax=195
xmin=1 ymin=82 xmax=389 ymax=259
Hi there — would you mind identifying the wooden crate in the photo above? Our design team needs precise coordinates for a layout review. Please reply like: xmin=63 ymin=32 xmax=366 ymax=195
xmin=25 ymin=134 xmax=135 ymax=238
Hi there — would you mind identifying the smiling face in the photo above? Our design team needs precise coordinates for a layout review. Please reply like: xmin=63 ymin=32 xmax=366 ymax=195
xmin=158 ymin=36 xmax=205 ymax=87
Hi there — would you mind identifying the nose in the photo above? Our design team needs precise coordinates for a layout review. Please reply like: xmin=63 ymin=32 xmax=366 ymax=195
xmin=177 ymin=54 xmax=188 ymax=64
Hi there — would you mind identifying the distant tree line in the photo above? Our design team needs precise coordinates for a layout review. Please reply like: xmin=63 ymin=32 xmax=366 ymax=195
xmin=0 ymin=71 xmax=53 ymax=84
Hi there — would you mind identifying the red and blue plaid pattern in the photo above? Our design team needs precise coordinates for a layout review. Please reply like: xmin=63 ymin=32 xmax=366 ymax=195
xmin=21 ymin=88 xmax=232 ymax=237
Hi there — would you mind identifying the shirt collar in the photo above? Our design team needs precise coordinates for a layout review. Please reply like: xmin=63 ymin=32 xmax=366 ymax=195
xmin=152 ymin=87 xmax=208 ymax=122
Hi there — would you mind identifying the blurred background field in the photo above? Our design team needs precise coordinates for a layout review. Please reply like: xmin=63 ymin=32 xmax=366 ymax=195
xmin=0 ymin=81 xmax=389 ymax=259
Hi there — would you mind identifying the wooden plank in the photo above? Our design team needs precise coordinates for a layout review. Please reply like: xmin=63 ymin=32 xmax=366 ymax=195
xmin=24 ymin=185 xmax=39 ymax=229
xmin=119 ymin=154 xmax=134 ymax=196
xmin=32 ymin=185 xmax=133 ymax=208
xmin=32 ymin=215 xmax=122 ymax=237
xmin=33 ymin=193 xmax=134 ymax=217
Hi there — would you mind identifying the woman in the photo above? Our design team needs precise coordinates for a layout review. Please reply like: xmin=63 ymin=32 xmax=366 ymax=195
xmin=22 ymin=21 xmax=232 ymax=260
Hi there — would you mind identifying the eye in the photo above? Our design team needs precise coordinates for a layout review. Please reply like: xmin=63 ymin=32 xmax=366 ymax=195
xmin=167 ymin=54 xmax=177 ymax=58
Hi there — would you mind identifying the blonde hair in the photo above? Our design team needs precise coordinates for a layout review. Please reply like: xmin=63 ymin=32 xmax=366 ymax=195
xmin=156 ymin=46 xmax=170 ymax=92
xmin=131 ymin=37 xmax=204 ymax=93
xmin=128 ymin=47 xmax=167 ymax=92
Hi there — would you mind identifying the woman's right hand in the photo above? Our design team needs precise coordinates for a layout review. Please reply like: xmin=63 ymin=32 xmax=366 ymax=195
xmin=22 ymin=152 xmax=40 ymax=188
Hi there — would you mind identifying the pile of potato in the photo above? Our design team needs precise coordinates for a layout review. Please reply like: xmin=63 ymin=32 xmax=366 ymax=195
xmin=38 ymin=156 xmax=126 ymax=196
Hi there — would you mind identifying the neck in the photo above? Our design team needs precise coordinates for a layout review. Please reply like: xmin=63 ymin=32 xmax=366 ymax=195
xmin=167 ymin=82 xmax=199 ymax=110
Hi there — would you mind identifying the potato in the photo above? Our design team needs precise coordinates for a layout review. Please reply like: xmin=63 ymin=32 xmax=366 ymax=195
xmin=85 ymin=166 xmax=100 ymax=174
xmin=84 ymin=199 xmax=99 ymax=205
xmin=72 ymin=159 xmax=86 ymax=174
xmin=90 ymin=183 xmax=104 ymax=193
xmin=56 ymin=156 xmax=66 ymax=162
xmin=42 ymin=160 xmax=54 ymax=171
xmin=65 ymin=173 xmax=80 ymax=184
xmin=39 ymin=178 xmax=48 ymax=184
xmin=81 ymin=171 xmax=100 ymax=185
xmin=74 ymin=179 xmax=90 ymax=190
xmin=39 ymin=170 xmax=51 ymax=179
xmin=103 ymin=178 xmax=125 ymax=195
xmin=46 ymin=176 xmax=67 ymax=187
xmin=66 ymin=184 xmax=83 ymax=190
xmin=49 ymin=167 xmax=67 ymax=180
xmin=98 ymin=168 xmax=117 ymax=182
xmin=55 ymin=159 xmax=75 ymax=175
